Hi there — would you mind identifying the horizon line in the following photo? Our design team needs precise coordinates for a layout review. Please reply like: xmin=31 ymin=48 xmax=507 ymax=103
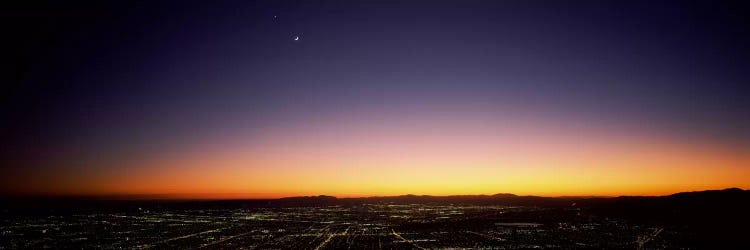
xmin=1 ymin=187 xmax=744 ymax=201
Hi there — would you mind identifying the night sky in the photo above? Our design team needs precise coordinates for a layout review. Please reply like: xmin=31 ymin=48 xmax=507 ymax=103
xmin=2 ymin=0 xmax=749 ymax=198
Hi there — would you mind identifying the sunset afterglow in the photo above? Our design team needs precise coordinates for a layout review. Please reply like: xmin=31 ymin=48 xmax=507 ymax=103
xmin=6 ymin=106 xmax=748 ymax=198
xmin=2 ymin=0 xmax=749 ymax=199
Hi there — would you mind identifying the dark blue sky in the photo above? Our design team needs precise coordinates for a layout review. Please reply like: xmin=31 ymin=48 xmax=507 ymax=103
xmin=2 ymin=0 xmax=750 ymax=195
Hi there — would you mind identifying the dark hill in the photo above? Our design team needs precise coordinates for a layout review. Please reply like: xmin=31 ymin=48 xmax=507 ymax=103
xmin=580 ymin=188 xmax=750 ymax=249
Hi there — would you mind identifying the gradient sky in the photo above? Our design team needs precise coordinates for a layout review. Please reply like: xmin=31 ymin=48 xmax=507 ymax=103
xmin=2 ymin=0 xmax=750 ymax=198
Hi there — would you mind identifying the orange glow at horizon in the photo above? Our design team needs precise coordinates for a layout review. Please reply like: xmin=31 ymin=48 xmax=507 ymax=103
xmin=10 ymin=111 xmax=750 ymax=199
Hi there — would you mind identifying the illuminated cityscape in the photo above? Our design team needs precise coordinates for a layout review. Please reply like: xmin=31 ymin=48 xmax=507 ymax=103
xmin=3 ymin=189 xmax=748 ymax=249
xmin=1 ymin=203 xmax=676 ymax=249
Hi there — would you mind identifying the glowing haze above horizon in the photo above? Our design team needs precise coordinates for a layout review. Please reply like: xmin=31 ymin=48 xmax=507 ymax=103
xmin=2 ymin=1 xmax=749 ymax=199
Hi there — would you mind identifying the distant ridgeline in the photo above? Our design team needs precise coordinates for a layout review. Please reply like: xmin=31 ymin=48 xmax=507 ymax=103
xmin=3 ymin=188 xmax=749 ymax=229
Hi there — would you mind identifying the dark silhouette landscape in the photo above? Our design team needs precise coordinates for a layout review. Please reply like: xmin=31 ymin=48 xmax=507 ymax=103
xmin=3 ymin=188 xmax=748 ymax=248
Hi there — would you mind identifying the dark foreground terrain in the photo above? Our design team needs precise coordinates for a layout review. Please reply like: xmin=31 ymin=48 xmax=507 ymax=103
xmin=1 ymin=188 xmax=748 ymax=249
